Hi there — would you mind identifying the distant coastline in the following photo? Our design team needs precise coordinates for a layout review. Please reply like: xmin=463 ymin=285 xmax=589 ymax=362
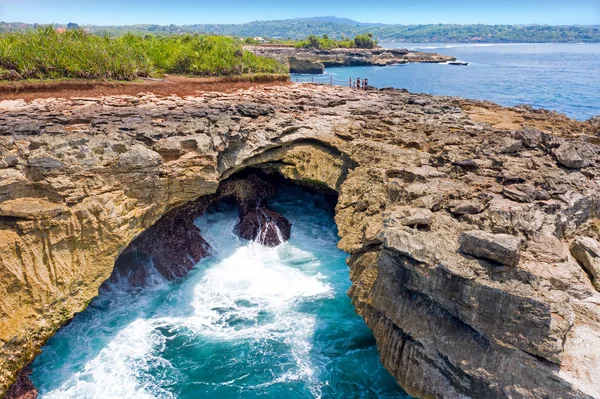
xmin=2 ymin=18 xmax=600 ymax=43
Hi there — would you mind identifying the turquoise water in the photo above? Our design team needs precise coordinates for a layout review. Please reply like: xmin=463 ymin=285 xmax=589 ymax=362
xmin=31 ymin=186 xmax=408 ymax=399
xmin=293 ymin=43 xmax=600 ymax=121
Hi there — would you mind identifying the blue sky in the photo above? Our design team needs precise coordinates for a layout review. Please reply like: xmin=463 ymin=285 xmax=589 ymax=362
xmin=0 ymin=0 xmax=598 ymax=25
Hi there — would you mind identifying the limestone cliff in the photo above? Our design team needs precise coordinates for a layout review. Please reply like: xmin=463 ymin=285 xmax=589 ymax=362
xmin=0 ymin=85 xmax=599 ymax=398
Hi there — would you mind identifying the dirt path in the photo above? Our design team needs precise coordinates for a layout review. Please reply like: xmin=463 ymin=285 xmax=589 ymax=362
xmin=0 ymin=75 xmax=291 ymax=101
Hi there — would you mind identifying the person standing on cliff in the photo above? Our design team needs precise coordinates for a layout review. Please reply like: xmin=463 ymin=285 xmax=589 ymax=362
xmin=356 ymin=78 xmax=361 ymax=90
xmin=364 ymin=78 xmax=369 ymax=90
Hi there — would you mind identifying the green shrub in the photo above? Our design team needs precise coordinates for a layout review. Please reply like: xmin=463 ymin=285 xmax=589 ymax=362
xmin=295 ymin=34 xmax=339 ymax=50
xmin=353 ymin=33 xmax=377 ymax=49
xmin=0 ymin=27 xmax=287 ymax=81
xmin=294 ymin=33 xmax=378 ymax=50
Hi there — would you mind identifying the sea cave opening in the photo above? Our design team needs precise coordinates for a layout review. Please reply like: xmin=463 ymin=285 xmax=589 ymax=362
xmin=28 ymin=169 xmax=408 ymax=399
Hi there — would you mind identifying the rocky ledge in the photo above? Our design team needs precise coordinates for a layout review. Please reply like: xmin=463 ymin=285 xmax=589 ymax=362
xmin=244 ymin=45 xmax=456 ymax=73
xmin=1 ymin=84 xmax=600 ymax=399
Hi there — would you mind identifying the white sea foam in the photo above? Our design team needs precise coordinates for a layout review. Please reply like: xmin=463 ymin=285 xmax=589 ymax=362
xmin=186 ymin=242 xmax=329 ymax=335
xmin=180 ymin=239 xmax=331 ymax=395
xmin=42 ymin=319 xmax=174 ymax=399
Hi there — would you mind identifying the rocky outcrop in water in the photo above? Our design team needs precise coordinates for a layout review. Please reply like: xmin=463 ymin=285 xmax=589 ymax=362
xmin=110 ymin=173 xmax=290 ymax=286
xmin=244 ymin=45 xmax=456 ymax=73
xmin=1 ymin=85 xmax=599 ymax=398
xmin=219 ymin=174 xmax=291 ymax=246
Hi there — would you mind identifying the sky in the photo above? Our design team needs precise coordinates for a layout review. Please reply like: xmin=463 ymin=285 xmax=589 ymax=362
xmin=0 ymin=0 xmax=598 ymax=25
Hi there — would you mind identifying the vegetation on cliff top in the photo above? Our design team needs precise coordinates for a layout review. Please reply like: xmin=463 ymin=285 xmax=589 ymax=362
xmin=295 ymin=33 xmax=378 ymax=50
xmin=0 ymin=27 xmax=287 ymax=81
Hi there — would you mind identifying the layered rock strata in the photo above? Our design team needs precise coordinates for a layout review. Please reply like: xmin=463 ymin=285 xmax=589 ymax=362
xmin=0 ymin=85 xmax=599 ymax=399
xmin=244 ymin=46 xmax=456 ymax=73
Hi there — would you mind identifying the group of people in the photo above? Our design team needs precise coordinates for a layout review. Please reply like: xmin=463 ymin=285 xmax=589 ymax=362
xmin=351 ymin=77 xmax=369 ymax=90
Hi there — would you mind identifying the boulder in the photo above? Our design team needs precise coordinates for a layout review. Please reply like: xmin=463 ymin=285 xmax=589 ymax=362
xmin=236 ymin=103 xmax=274 ymax=118
xmin=460 ymin=230 xmax=522 ymax=266
xmin=448 ymin=199 xmax=486 ymax=215
xmin=288 ymin=57 xmax=325 ymax=74
xmin=400 ymin=208 xmax=433 ymax=228
xmin=498 ymin=138 xmax=522 ymax=154
xmin=555 ymin=142 xmax=589 ymax=169
xmin=570 ymin=236 xmax=600 ymax=291
xmin=502 ymin=185 xmax=535 ymax=203
xmin=118 ymin=144 xmax=162 ymax=169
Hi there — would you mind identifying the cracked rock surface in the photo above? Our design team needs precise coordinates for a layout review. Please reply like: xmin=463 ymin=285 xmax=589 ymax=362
xmin=0 ymin=84 xmax=599 ymax=398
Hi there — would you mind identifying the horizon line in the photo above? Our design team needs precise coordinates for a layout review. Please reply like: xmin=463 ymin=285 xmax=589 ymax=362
xmin=2 ymin=19 xmax=599 ymax=28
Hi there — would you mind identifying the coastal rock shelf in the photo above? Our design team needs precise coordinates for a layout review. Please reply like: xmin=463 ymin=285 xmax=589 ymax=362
xmin=0 ymin=84 xmax=599 ymax=399
xmin=244 ymin=45 xmax=456 ymax=73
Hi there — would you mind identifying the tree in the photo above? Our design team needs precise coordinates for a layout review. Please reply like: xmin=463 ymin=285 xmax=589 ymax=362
xmin=67 ymin=22 xmax=79 ymax=30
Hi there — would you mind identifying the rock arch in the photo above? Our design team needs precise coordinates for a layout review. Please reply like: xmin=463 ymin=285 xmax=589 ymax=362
xmin=1 ymin=86 xmax=600 ymax=398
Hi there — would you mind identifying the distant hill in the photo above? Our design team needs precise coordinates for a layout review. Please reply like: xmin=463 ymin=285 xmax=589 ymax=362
xmin=292 ymin=16 xmax=384 ymax=27
xmin=1 ymin=18 xmax=599 ymax=43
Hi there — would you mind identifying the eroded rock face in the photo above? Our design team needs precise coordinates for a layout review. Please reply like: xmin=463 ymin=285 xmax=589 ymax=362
xmin=110 ymin=195 xmax=213 ymax=285
xmin=1 ymin=84 xmax=600 ymax=398
xmin=4 ymin=368 xmax=36 ymax=399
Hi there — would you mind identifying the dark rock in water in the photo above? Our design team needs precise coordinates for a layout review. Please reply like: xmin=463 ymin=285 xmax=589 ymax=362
xmin=5 ymin=367 xmax=37 ymax=399
xmin=219 ymin=174 xmax=292 ymax=246
xmin=109 ymin=253 xmax=153 ymax=287
xmin=117 ymin=196 xmax=214 ymax=284
xmin=235 ymin=207 xmax=291 ymax=246
xmin=142 ymin=213 xmax=211 ymax=280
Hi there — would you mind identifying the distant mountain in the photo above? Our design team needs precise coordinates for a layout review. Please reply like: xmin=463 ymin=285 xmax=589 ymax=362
xmin=292 ymin=16 xmax=384 ymax=27
xmin=1 ymin=18 xmax=599 ymax=43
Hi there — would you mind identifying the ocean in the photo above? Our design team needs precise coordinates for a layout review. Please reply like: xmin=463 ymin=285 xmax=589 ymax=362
xmin=294 ymin=43 xmax=600 ymax=121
